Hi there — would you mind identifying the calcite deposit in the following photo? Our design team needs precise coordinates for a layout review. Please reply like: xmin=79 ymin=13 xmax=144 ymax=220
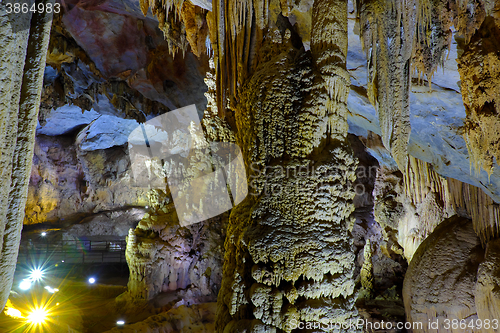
xmin=0 ymin=1 xmax=53 ymax=310
xmin=403 ymin=216 xmax=484 ymax=332
xmin=3 ymin=0 xmax=500 ymax=332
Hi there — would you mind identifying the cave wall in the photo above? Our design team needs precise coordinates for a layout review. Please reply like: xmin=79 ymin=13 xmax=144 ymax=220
xmin=3 ymin=0 xmax=500 ymax=329
xmin=23 ymin=0 xmax=211 ymax=226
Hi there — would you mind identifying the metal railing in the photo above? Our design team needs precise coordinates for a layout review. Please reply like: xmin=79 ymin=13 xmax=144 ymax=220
xmin=17 ymin=239 xmax=127 ymax=265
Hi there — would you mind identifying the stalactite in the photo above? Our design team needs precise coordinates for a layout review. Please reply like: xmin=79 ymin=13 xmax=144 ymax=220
xmin=208 ymin=0 xmax=268 ymax=118
xmin=139 ymin=0 xmax=210 ymax=57
xmin=357 ymin=0 xmax=417 ymax=172
xmin=402 ymin=155 xmax=500 ymax=244
xmin=180 ymin=1 xmax=209 ymax=58
xmin=412 ymin=0 xmax=453 ymax=86
xmin=448 ymin=178 xmax=500 ymax=244
xmin=0 ymin=0 xmax=54 ymax=311
xmin=450 ymin=0 xmax=488 ymax=44
xmin=403 ymin=156 xmax=453 ymax=211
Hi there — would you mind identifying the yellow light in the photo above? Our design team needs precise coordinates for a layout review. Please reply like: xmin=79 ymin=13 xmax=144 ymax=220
xmin=27 ymin=307 xmax=48 ymax=326
xmin=4 ymin=300 xmax=24 ymax=319
xmin=5 ymin=307 xmax=23 ymax=319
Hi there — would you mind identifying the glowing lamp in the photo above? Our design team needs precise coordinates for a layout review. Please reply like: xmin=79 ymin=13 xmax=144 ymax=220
xmin=27 ymin=307 xmax=48 ymax=325
xmin=30 ymin=267 xmax=44 ymax=282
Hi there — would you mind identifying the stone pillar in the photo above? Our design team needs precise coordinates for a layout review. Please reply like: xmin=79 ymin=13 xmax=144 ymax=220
xmin=215 ymin=0 xmax=360 ymax=331
xmin=0 ymin=0 xmax=54 ymax=311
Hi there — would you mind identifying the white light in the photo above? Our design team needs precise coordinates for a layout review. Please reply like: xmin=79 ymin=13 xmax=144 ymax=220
xmin=145 ymin=206 xmax=149 ymax=209
xmin=88 ymin=277 xmax=96 ymax=284
xmin=27 ymin=307 xmax=48 ymax=325
xmin=44 ymin=286 xmax=58 ymax=293
xmin=30 ymin=268 xmax=44 ymax=282
xmin=61 ymin=260 xmax=64 ymax=263
xmin=41 ymin=232 xmax=47 ymax=237
xmin=19 ymin=279 xmax=32 ymax=290
xmin=116 ymin=320 xmax=125 ymax=325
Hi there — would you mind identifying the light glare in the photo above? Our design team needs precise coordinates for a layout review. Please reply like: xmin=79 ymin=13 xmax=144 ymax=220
xmin=27 ymin=307 xmax=48 ymax=325
xmin=44 ymin=286 xmax=58 ymax=293
xmin=4 ymin=307 xmax=23 ymax=319
xmin=30 ymin=267 xmax=44 ymax=282
xmin=19 ymin=279 xmax=32 ymax=290
xmin=117 ymin=320 xmax=125 ymax=325
xmin=88 ymin=277 xmax=96 ymax=284
xmin=41 ymin=232 xmax=47 ymax=237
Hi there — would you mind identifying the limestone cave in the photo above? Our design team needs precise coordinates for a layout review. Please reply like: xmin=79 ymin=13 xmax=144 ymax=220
xmin=0 ymin=0 xmax=500 ymax=332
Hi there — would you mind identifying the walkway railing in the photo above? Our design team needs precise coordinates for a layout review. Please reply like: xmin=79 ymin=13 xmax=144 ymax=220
xmin=17 ymin=239 xmax=127 ymax=265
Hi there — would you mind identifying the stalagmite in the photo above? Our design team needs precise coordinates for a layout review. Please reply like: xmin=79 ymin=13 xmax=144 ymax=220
xmin=0 ymin=0 xmax=54 ymax=311
xmin=213 ymin=0 xmax=360 ymax=331
xmin=457 ymin=2 xmax=500 ymax=178
xmin=403 ymin=216 xmax=484 ymax=332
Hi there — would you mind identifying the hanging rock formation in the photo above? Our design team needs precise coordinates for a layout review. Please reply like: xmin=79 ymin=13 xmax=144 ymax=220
xmin=356 ymin=0 xmax=417 ymax=171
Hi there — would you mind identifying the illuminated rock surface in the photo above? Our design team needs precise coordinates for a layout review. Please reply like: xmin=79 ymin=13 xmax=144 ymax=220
xmin=2 ymin=0 xmax=500 ymax=332
xmin=403 ymin=216 xmax=484 ymax=332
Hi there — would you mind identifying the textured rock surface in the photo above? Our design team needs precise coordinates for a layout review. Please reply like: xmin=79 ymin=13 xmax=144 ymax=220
xmin=62 ymin=207 xmax=146 ymax=239
xmin=372 ymin=157 xmax=454 ymax=261
xmin=5 ymin=0 xmax=500 ymax=329
xmin=25 ymin=131 xmax=151 ymax=225
xmin=126 ymin=208 xmax=226 ymax=303
xmin=458 ymin=6 xmax=500 ymax=180
xmin=346 ymin=3 xmax=500 ymax=205
xmin=61 ymin=0 xmax=209 ymax=112
xmin=208 ymin=0 xmax=361 ymax=329
xmin=403 ymin=216 xmax=484 ymax=332
xmin=0 ymin=1 xmax=53 ymax=311
xmin=350 ymin=136 xmax=407 ymax=328
xmin=475 ymin=238 xmax=500 ymax=333
xmin=25 ymin=0 xmax=212 ymax=226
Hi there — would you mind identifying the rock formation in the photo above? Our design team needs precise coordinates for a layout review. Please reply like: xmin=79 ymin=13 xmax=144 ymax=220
xmin=3 ymin=0 xmax=500 ymax=332
xmin=403 ymin=216 xmax=484 ymax=332
xmin=0 ymin=0 xmax=54 ymax=310
xmin=458 ymin=2 xmax=500 ymax=180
